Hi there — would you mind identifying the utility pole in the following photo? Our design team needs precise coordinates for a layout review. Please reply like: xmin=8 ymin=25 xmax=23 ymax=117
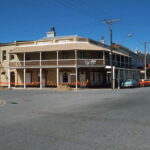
xmin=104 ymin=19 xmax=120 ymax=89
xmin=144 ymin=42 xmax=150 ymax=79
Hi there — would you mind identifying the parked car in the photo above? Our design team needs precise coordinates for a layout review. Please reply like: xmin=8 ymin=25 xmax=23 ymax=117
xmin=139 ymin=79 xmax=150 ymax=87
xmin=121 ymin=79 xmax=140 ymax=88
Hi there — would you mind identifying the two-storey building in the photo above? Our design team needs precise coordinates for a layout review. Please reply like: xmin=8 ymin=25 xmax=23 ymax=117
xmin=0 ymin=28 xmax=140 ymax=89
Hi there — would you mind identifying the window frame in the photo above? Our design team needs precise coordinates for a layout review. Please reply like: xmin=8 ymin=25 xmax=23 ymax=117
xmin=2 ymin=50 xmax=7 ymax=61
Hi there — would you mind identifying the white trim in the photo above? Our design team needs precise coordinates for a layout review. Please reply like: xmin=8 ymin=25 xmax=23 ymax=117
xmin=57 ymin=51 xmax=59 ymax=66
xmin=40 ymin=52 xmax=42 ymax=66
xmin=17 ymin=41 xmax=89 ymax=47
xmin=23 ymin=53 xmax=26 ymax=66
xmin=8 ymin=68 xmax=11 ymax=88
xmin=24 ymin=69 xmax=26 ymax=89
xmin=112 ymin=66 xmax=115 ymax=89
xmin=8 ymin=53 xmax=11 ymax=88
xmin=57 ymin=51 xmax=59 ymax=87
xmin=57 ymin=68 xmax=59 ymax=87
xmin=105 ymin=66 xmax=111 ymax=69
xmin=10 ymin=59 xmax=104 ymax=63
xmin=75 ymin=50 xmax=78 ymax=90
xmin=40 ymin=68 xmax=42 ymax=89
xmin=118 ymin=69 xmax=120 ymax=89
xmin=75 ymin=67 xmax=78 ymax=90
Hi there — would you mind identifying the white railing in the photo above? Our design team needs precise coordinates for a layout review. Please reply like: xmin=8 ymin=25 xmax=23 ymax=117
xmin=77 ymin=59 xmax=104 ymax=66
xmin=9 ymin=59 xmax=105 ymax=67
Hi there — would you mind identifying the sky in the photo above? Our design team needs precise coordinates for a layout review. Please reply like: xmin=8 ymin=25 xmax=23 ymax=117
xmin=0 ymin=0 xmax=150 ymax=52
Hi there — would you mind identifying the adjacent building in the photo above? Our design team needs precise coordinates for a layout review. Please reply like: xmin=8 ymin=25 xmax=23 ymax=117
xmin=135 ymin=50 xmax=150 ymax=79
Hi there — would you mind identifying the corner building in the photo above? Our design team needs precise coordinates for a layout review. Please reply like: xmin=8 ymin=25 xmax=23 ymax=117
xmin=0 ymin=28 xmax=140 ymax=89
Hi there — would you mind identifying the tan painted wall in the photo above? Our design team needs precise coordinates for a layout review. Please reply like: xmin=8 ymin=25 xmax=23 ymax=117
xmin=31 ymin=69 xmax=39 ymax=82
xmin=15 ymin=68 xmax=58 ymax=85
xmin=16 ymin=69 xmax=24 ymax=85
xmin=47 ymin=69 xmax=57 ymax=83
xmin=0 ymin=45 xmax=17 ymax=86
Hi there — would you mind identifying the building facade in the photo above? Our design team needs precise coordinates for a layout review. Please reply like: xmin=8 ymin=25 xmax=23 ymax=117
xmin=0 ymin=28 xmax=141 ymax=89
xmin=135 ymin=50 xmax=150 ymax=79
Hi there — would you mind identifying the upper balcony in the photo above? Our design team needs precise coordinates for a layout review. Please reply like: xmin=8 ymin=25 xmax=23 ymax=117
xmin=9 ymin=50 xmax=133 ymax=69
xmin=9 ymin=50 xmax=105 ymax=68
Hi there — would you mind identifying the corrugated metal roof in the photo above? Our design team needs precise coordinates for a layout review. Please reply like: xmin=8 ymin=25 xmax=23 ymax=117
xmin=10 ymin=42 xmax=110 ymax=54
xmin=10 ymin=42 xmax=130 ymax=57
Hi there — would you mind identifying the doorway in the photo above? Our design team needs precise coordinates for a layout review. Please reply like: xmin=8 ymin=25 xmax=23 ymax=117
xmin=60 ymin=72 xmax=71 ymax=83
xmin=10 ymin=72 xmax=15 ymax=86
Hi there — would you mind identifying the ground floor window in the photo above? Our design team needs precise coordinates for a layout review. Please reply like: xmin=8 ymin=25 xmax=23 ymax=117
xmin=90 ymin=72 xmax=103 ymax=85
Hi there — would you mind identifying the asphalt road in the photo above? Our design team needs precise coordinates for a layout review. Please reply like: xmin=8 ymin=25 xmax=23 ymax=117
xmin=0 ymin=87 xmax=150 ymax=150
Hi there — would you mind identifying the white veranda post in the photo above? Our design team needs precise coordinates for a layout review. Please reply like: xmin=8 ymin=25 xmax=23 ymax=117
xmin=75 ymin=50 xmax=78 ymax=89
xmin=56 ymin=51 xmax=59 ymax=87
xmin=8 ymin=53 xmax=11 ymax=88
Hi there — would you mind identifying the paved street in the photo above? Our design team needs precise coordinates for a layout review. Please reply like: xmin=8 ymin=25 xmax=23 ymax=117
xmin=0 ymin=87 xmax=150 ymax=150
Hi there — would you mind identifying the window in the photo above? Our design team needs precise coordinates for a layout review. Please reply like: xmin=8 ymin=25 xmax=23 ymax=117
xmin=79 ymin=51 xmax=86 ymax=59
xmin=2 ymin=51 xmax=6 ymax=61
xmin=26 ymin=55 xmax=31 ymax=60
xmin=42 ymin=53 xmax=46 ymax=60
xmin=1 ymin=71 xmax=5 ymax=75
xmin=62 ymin=52 xmax=68 ymax=59
xmin=10 ymin=55 xmax=14 ymax=60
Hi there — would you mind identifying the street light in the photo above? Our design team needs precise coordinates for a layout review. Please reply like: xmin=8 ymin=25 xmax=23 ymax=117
xmin=120 ymin=34 xmax=133 ymax=45
xmin=104 ymin=19 xmax=120 ymax=89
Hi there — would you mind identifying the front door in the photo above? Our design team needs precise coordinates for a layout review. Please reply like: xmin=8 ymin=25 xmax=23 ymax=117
xmin=90 ymin=72 xmax=103 ymax=86
xmin=79 ymin=71 xmax=86 ymax=82
xmin=10 ymin=72 xmax=15 ymax=86
xmin=60 ymin=72 xmax=71 ymax=83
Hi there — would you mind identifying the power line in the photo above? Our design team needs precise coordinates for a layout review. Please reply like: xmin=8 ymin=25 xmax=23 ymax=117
xmin=52 ymin=0 xmax=111 ymax=25
xmin=66 ymin=0 xmax=111 ymax=18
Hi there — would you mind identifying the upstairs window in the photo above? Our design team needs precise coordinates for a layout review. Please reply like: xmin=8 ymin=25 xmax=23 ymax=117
xmin=62 ymin=52 xmax=69 ymax=59
xmin=26 ymin=56 xmax=31 ymax=60
xmin=79 ymin=51 xmax=86 ymax=59
xmin=42 ymin=53 xmax=46 ymax=60
xmin=10 ymin=54 xmax=14 ymax=60
xmin=2 ymin=50 xmax=6 ymax=61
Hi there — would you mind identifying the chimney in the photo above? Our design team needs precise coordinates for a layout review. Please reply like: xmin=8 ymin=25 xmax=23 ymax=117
xmin=100 ymin=36 xmax=105 ymax=44
xmin=46 ymin=27 xmax=56 ymax=38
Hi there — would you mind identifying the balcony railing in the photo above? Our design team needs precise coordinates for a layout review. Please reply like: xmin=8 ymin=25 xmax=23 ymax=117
xmin=9 ymin=59 xmax=133 ymax=68
xmin=25 ymin=60 xmax=40 ymax=66
xmin=59 ymin=59 xmax=76 ymax=66
xmin=9 ymin=59 xmax=105 ymax=67
xmin=41 ymin=60 xmax=57 ymax=66
xmin=77 ymin=59 xmax=104 ymax=66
